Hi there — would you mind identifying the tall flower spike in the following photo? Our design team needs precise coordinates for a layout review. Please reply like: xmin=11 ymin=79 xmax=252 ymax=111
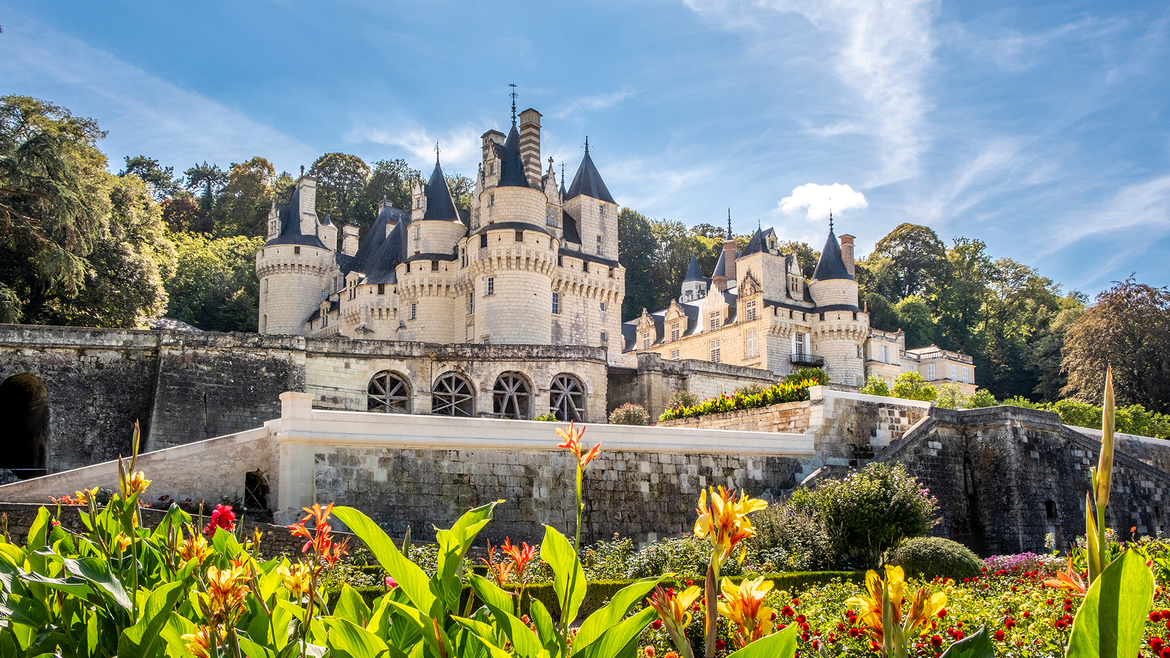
xmin=557 ymin=421 xmax=601 ymax=468
xmin=648 ymin=585 xmax=701 ymax=658
xmin=1096 ymin=366 xmax=1115 ymax=508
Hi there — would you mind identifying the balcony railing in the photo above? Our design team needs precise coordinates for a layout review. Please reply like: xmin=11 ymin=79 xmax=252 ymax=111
xmin=790 ymin=353 xmax=825 ymax=367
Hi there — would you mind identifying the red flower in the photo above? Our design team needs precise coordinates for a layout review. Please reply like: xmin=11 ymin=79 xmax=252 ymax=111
xmin=937 ymin=608 xmax=948 ymax=619
xmin=203 ymin=504 xmax=236 ymax=536
xmin=385 ymin=576 xmax=398 ymax=588
xmin=781 ymin=605 xmax=795 ymax=617
xmin=994 ymin=630 xmax=1005 ymax=642
xmin=714 ymin=640 xmax=725 ymax=652
xmin=931 ymin=635 xmax=943 ymax=648
xmin=651 ymin=619 xmax=663 ymax=630
xmin=1004 ymin=618 xmax=1016 ymax=629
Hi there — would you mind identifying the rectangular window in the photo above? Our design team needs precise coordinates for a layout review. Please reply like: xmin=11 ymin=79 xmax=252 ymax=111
xmin=599 ymin=204 xmax=605 ymax=214
xmin=671 ymin=324 xmax=680 ymax=342
xmin=642 ymin=333 xmax=651 ymax=350
xmin=796 ymin=333 xmax=805 ymax=357
xmin=410 ymin=303 xmax=417 ymax=320
xmin=746 ymin=329 xmax=758 ymax=358
xmin=600 ymin=331 xmax=607 ymax=342
xmin=460 ymin=247 xmax=467 ymax=267
xmin=709 ymin=312 xmax=720 ymax=331
xmin=515 ymin=230 xmax=524 ymax=242
xmin=857 ymin=345 xmax=862 ymax=358
xmin=951 ymin=364 xmax=957 ymax=380
xmin=927 ymin=364 xmax=936 ymax=380
xmin=415 ymin=226 xmax=421 ymax=239
xmin=710 ymin=339 xmax=721 ymax=363
xmin=546 ymin=208 xmax=557 ymax=227
xmin=600 ymin=301 xmax=606 ymax=311
xmin=431 ymin=260 xmax=439 ymax=271
xmin=378 ymin=284 xmax=385 ymax=295
xmin=467 ymin=293 xmax=474 ymax=315
xmin=482 ymin=336 xmax=490 ymax=344
xmin=881 ymin=345 xmax=888 ymax=363
xmin=486 ymin=277 xmax=494 ymax=295
xmin=294 ymin=246 xmax=301 ymax=255
xmin=489 ymin=193 xmax=494 ymax=206
xmin=745 ymin=300 xmax=756 ymax=321
xmin=552 ymin=292 xmax=560 ymax=314
xmin=670 ymin=349 xmax=680 ymax=360
xmin=962 ymin=367 xmax=969 ymax=383
xmin=596 ymin=235 xmax=602 ymax=256
xmin=583 ymin=261 xmax=589 ymax=273
xmin=480 ymin=234 xmax=488 ymax=248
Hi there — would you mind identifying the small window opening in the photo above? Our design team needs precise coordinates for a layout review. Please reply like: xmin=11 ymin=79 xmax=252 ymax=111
xmin=294 ymin=246 xmax=301 ymax=254
xmin=1045 ymin=500 xmax=1058 ymax=519
xmin=480 ymin=234 xmax=488 ymax=248
xmin=245 ymin=470 xmax=269 ymax=511
xmin=515 ymin=230 xmax=524 ymax=242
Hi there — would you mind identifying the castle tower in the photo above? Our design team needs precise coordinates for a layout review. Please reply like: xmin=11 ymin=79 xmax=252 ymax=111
xmin=807 ymin=227 xmax=868 ymax=385
xmin=256 ymin=176 xmax=339 ymax=335
xmin=562 ymin=141 xmax=619 ymax=261
xmin=680 ymin=255 xmax=707 ymax=302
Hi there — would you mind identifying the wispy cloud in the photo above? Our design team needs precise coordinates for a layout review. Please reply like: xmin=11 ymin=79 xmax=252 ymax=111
xmin=685 ymin=0 xmax=937 ymax=187
xmin=550 ymin=88 xmax=636 ymax=119
xmin=779 ymin=182 xmax=867 ymax=221
xmin=0 ymin=10 xmax=316 ymax=173
xmin=1043 ymin=174 xmax=1170 ymax=257
xmin=345 ymin=122 xmax=484 ymax=172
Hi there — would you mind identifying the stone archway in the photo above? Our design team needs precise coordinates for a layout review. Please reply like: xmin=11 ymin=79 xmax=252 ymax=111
xmin=0 ymin=374 xmax=49 ymax=479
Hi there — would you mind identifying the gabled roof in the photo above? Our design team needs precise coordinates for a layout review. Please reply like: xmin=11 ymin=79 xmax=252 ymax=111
xmin=496 ymin=125 xmax=530 ymax=188
xmin=811 ymin=228 xmax=855 ymax=281
xmin=740 ymin=228 xmax=776 ymax=257
xmin=683 ymin=255 xmax=704 ymax=282
xmin=565 ymin=149 xmax=615 ymax=204
xmin=265 ymin=183 xmax=326 ymax=248
xmin=348 ymin=210 xmax=410 ymax=285
xmin=422 ymin=161 xmax=459 ymax=221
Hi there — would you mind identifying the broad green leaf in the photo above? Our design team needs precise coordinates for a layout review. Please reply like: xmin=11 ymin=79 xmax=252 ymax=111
xmin=332 ymin=507 xmax=435 ymax=614
xmin=573 ymin=608 xmax=657 ymax=658
xmin=1067 ymin=549 xmax=1155 ymax=658
xmin=938 ymin=626 xmax=994 ymax=658
xmin=326 ymin=617 xmax=391 ymax=658
xmin=383 ymin=598 xmax=452 ymax=658
xmin=434 ymin=502 xmax=499 ymax=616
xmin=119 ymin=581 xmax=185 ymax=658
xmin=63 ymin=556 xmax=133 ymax=611
xmin=469 ymin=575 xmax=541 ymax=658
xmin=236 ymin=632 xmax=277 ymax=658
xmin=541 ymin=525 xmax=586 ymax=628
xmin=335 ymin=583 xmax=373 ymax=626
xmin=450 ymin=620 xmax=515 ymax=658
xmin=159 ymin=612 xmax=198 ymax=658
xmin=18 ymin=572 xmax=93 ymax=598
xmin=530 ymin=598 xmax=566 ymax=658
xmin=725 ymin=624 xmax=798 ymax=658
xmin=25 ymin=508 xmax=50 ymax=575
xmin=574 ymin=576 xmax=665 ymax=654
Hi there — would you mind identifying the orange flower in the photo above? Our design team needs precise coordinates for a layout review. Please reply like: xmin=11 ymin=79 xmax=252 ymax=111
xmin=1043 ymin=556 xmax=1088 ymax=597
xmin=126 ymin=471 xmax=151 ymax=497
xmin=278 ymin=562 xmax=315 ymax=596
xmin=501 ymin=537 xmax=536 ymax=583
xmin=178 ymin=529 xmax=214 ymax=565
xmin=182 ymin=626 xmax=212 ymax=658
xmin=203 ymin=565 xmax=250 ymax=626
xmin=557 ymin=422 xmax=601 ymax=468
xmin=112 ymin=532 xmax=133 ymax=553
xmin=718 ymin=576 xmax=774 ymax=648
xmin=647 ymin=585 xmax=702 ymax=658
xmin=693 ymin=486 xmax=768 ymax=566
xmin=480 ymin=540 xmax=515 ymax=587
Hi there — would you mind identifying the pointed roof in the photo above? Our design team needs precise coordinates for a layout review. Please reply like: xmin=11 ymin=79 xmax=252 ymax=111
xmin=811 ymin=228 xmax=855 ymax=281
xmin=740 ymin=229 xmax=765 ymax=256
xmin=565 ymin=148 xmax=615 ymax=204
xmin=496 ymin=125 xmax=530 ymax=188
xmin=265 ymin=181 xmax=325 ymax=248
xmin=712 ymin=249 xmax=727 ymax=278
xmin=422 ymin=161 xmax=459 ymax=221
xmin=683 ymin=255 xmax=704 ymax=282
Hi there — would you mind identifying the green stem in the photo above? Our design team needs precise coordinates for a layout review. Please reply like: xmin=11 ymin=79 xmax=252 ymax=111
xmin=704 ymin=559 xmax=719 ymax=658
xmin=560 ymin=464 xmax=584 ymax=638
xmin=1096 ymin=501 xmax=1109 ymax=572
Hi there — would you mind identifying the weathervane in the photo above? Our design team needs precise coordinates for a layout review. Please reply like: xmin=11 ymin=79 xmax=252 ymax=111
xmin=829 ymin=198 xmax=834 ymax=232
xmin=561 ymin=161 xmax=565 ymax=184
xmin=509 ymin=83 xmax=518 ymax=125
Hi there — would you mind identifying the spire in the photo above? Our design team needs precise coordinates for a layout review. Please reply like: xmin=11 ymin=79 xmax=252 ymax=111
xmin=726 ymin=209 xmax=732 ymax=240
xmin=559 ymin=161 xmax=567 ymax=197
xmin=497 ymin=124 xmax=529 ymax=188
xmin=683 ymin=254 xmax=704 ymax=282
xmin=422 ymin=160 xmax=459 ymax=221
xmin=565 ymin=144 xmax=616 ymax=203
xmin=584 ymin=136 xmax=590 ymax=154
xmin=811 ymin=226 xmax=854 ymax=281
xmin=509 ymin=83 xmax=518 ymax=126
xmin=435 ymin=141 xmax=441 ymax=165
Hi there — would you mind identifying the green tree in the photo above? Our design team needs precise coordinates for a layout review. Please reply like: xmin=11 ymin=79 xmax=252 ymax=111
xmin=618 ymin=207 xmax=657 ymax=320
xmin=965 ymin=389 xmax=997 ymax=408
xmin=862 ymin=289 xmax=900 ymax=332
xmin=1027 ymin=291 xmax=1087 ymax=401
xmin=854 ymin=253 xmax=901 ymax=302
xmin=213 ymin=157 xmax=275 ymax=238
xmin=445 ymin=173 xmax=473 ymax=212
xmin=977 ymin=257 xmax=1062 ymax=400
xmin=934 ymin=383 xmax=968 ymax=409
xmin=872 ymin=223 xmax=947 ymax=301
xmin=859 ymin=376 xmax=891 ymax=397
xmin=183 ymin=161 xmax=227 ymax=213
xmin=891 ymin=371 xmax=937 ymax=402
xmin=119 ymin=155 xmax=180 ymax=200
xmin=164 ymin=231 xmax=265 ymax=332
xmin=160 ymin=193 xmax=212 ymax=233
xmin=776 ymin=240 xmax=818 ymax=279
xmin=309 ymin=152 xmax=369 ymax=226
xmin=1062 ymin=278 xmax=1170 ymax=413
xmin=894 ymin=295 xmax=935 ymax=348
xmin=0 ymin=96 xmax=110 ymax=323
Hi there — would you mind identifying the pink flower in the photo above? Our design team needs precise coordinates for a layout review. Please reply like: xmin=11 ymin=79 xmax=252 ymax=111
xmin=385 ymin=576 xmax=398 ymax=589
xmin=203 ymin=504 xmax=236 ymax=536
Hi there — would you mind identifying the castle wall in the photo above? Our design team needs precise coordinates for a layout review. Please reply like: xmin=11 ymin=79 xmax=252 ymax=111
xmin=257 ymin=244 xmax=337 ymax=336
xmin=605 ymin=353 xmax=778 ymax=421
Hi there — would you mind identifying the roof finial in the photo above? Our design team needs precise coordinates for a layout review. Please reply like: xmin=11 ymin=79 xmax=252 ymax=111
xmin=829 ymin=198 xmax=834 ymax=232
xmin=560 ymin=161 xmax=565 ymax=183
xmin=300 ymin=165 xmax=305 ymax=177
xmin=509 ymin=83 xmax=518 ymax=126
xmin=435 ymin=141 xmax=441 ymax=164
xmin=584 ymin=136 xmax=590 ymax=155
xmin=727 ymin=208 xmax=732 ymax=240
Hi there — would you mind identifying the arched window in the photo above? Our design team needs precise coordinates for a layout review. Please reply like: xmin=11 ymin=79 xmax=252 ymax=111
xmin=432 ymin=372 xmax=475 ymax=417
xmin=493 ymin=372 xmax=531 ymax=419
xmin=550 ymin=374 xmax=586 ymax=422
xmin=368 ymin=371 xmax=410 ymax=413
xmin=0 ymin=374 xmax=49 ymax=479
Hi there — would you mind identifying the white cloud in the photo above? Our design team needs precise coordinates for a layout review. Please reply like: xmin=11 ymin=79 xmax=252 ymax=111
xmin=345 ymin=122 xmax=484 ymax=173
xmin=0 ymin=11 xmax=316 ymax=174
xmin=685 ymin=0 xmax=937 ymax=187
xmin=551 ymin=88 xmax=636 ymax=119
xmin=779 ymin=183 xmax=867 ymax=220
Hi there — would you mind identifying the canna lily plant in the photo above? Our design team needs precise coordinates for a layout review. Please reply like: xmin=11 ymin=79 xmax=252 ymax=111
xmin=846 ymin=565 xmax=947 ymax=658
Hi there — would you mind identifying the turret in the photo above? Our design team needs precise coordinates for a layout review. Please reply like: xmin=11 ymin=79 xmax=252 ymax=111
xmin=562 ymin=140 xmax=619 ymax=261
xmin=808 ymin=228 xmax=858 ymax=308
xmin=680 ymin=255 xmax=707 ymax=302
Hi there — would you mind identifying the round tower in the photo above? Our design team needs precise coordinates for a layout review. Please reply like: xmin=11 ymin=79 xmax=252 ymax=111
xmin=806 ymin=226 xmax=868 ymax=386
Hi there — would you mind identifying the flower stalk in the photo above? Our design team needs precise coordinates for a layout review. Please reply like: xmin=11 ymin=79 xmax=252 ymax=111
xmin=1086 ymin=366 xmax=1116 ymax=585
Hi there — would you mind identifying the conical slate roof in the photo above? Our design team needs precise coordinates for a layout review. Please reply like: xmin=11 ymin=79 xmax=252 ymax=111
xmin=712 ymin=249 xmax=727 ymax=278
xmin=565 ymin=149 xmax=615 ymax=204
xmin=811 ymin=229 xmax=854 ymax=281
xmin=683 ymin=255 xmax=704 ymax=282
xmin=422 ymin=161 xmax=459 ymax=221
xmin=497 ymin=125 xmax=530 ymax=188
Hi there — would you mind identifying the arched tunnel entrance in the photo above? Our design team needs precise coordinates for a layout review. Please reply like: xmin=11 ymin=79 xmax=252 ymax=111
xmin=0 ymin=374 xmax=49 ymax=479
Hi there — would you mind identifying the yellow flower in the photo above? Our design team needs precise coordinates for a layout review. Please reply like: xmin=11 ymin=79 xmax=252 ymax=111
xmin=902 ymin=585 xmax=947 ymax=636
xmin=182 ymin=626 xmax=212 ymax=658
xmin=647 ymin=585 xmax=702 ymax=658
xmin=178 ymin=530 xmax=213 ymax=565
xmin=202 ymin=565 xmax=250 ymax=626
xmin=846 ymin=566 xmax=908 ymax=643
xmin=717 ymin=576 xmax=775 ymax=648
xmin=126 ymin=471 xmax=151 ymax=496
xmin=693 ymin=487 xmax=768 ymax=566
xmin=278 ymin=562 xmax=315 ymax=596
xmin=112 ymin=532 xmax=133 ymax=553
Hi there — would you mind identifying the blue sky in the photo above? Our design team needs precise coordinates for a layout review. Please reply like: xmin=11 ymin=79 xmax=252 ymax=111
xmin=3 ymin=0 xmax=1168 ymax=296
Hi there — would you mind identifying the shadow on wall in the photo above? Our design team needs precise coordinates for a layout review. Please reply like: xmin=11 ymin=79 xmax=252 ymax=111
xmin=0 ymin=374 xmax=49 ymax=480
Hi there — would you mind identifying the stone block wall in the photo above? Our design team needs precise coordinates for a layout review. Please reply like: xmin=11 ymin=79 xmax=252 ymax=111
xmin=659 ymin=400 xmax=813 ymax=434
xmin=605 ymin=353 xmax=778 ymax=421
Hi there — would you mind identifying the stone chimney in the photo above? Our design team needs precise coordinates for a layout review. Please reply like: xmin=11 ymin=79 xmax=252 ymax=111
xmin=297 ymin=177 xmax=318 ymax=237
xmin=319 ymin=216 xmax=337 ymax=252
xmin=839 ymin=234 xmax=856 ymax=276
xmin=519 ymin=109 xmax=542 ymax=186
xmin=342 ymin=225 xmax=359 ymax=256
xmin=722 ymin=239 xmax=737 ymax=284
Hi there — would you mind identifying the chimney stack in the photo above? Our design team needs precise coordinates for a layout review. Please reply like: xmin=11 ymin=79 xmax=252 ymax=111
xmin=342 ymin=225 xmax=359 ymax=256
xmin=723 ymin=239 xmax=737 ymax=284
xmin=519 ymin=108 xmax=542 ymax=186
xmin=839 ymin=234 xmax=856 ymax=276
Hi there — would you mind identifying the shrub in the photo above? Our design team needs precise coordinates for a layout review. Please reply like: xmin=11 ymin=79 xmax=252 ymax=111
xmin=788 ymin=462 xmax=940 ymax=569
xmin=889 ymin=536 xmax=982 ymax=580
xmin=666 ymin=389 xmax=700 ymax=411
xmin=609 ymin=403 xmax=649 ymax=425
xmin=786 ymin=367 xmax=828 ymax=386
xmin=891 ymin=371 xmax=937 ymax=402
xmin=658 ymin=377 xmax=819 ymax=422
xmin=934 ymin=383 xmax=967 ymax=409
xmin=533 ymin=412 xmax=557 ymax=421
xmin=965 ymin=388 xmax=997 ymax=408
xmin=625 ymin=534 xmax=743 ymax=580
xmin=752 ymin=504 xmax=837 ymax=571
xmin=859 ymin=376 xmax=891 ymax=397
xmin=580 ymin=534 xmax=636 ymax=580
xmin=733 ymin=382 xmax=765 ymax=397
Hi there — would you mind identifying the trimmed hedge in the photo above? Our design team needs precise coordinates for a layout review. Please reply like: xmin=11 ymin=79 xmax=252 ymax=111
xmin=659 ymin=378 xmax=820 ymax=422
xmin=326 ymin=571 xmax=864 ymax=616
xmin=889 ymin=537 xmax=982 ymax=581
